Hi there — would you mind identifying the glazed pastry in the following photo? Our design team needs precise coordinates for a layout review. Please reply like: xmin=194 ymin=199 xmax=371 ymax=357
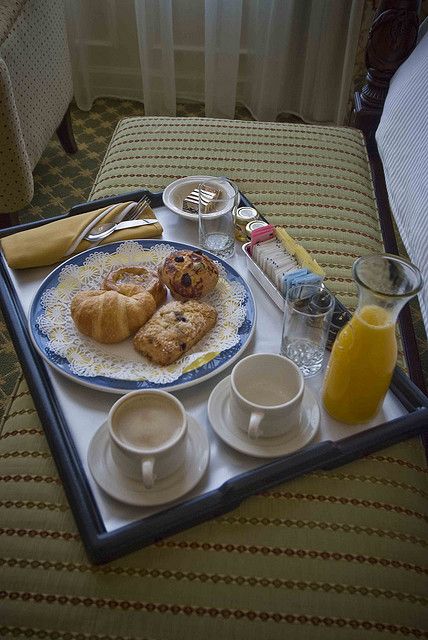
xmin=103 ymin=266 xmax=167 ymax=306
xmin=133 ymin=300 xmax=217 ymax=365
xmin=71 ymin=289 xmax=156 ymax=344
xmin=158 ymin=250 xmax=219 ymax=300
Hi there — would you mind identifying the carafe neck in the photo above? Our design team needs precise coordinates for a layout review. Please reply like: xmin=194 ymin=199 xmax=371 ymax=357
xmin=353 ymin=254 xmax=422 ymax=325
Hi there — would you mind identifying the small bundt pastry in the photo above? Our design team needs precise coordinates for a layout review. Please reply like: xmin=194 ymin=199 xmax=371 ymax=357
xmin=103 ymin=266 xmax=167 ymax=306
xmin=158 ymin=250 xmax=219 ymax=301
xmin=70 ymin=289 xmax=156 ymax=344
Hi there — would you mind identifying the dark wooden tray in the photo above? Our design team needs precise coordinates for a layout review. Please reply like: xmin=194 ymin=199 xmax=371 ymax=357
xmin=1 ymin=188 xmax=427 ymax=564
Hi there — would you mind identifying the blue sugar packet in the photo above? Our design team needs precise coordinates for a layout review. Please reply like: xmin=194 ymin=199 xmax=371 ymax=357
xmin=282 ymin=269 xmax=308 ymax=295
xmin=283 ymin=271 xmax=323 ymax=296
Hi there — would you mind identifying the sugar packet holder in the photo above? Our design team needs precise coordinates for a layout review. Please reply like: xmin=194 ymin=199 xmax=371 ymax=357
xmin=243 ymin=225 xmax=351 ymax=348
xmin=248 ymin=224 xmax=325 ymax=296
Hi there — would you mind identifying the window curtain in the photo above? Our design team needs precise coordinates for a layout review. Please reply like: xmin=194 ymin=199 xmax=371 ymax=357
xmin=66 ymin=0 xmax=364 ymax=124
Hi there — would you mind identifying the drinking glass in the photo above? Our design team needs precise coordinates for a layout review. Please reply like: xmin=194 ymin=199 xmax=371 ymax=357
xmin=281 ymin=284 xmax=334 ymax=376
xmin=198 ymin=178 xmax=238 ymax=259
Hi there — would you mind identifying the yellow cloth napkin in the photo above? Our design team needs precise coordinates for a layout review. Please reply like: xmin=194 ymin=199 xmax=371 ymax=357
xmin=1 ymin=202 xmax=163 ymax=269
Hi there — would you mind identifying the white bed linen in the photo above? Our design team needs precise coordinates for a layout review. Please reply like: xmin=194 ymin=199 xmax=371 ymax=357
xmin=376 ymin=30 xmax=428 ymax=333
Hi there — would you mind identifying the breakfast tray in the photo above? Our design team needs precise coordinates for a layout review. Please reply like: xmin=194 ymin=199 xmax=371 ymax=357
xmin=1 ymin=188 xmax=427 ymax=564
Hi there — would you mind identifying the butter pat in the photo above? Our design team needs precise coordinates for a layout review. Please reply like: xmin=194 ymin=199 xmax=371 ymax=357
xmin=183 ymin=185 xmax=220 ymax=214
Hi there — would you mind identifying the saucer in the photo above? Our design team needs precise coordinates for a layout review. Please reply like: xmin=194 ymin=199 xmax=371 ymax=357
xmin=87 ymin=415 xmax=209 ymax=507
xmin=207 ymin=376 xmax=320 ymax=458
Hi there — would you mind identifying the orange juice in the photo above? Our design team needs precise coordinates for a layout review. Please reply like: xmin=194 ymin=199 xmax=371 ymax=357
xmin=322 ymin=305 xmax=397 ymax=424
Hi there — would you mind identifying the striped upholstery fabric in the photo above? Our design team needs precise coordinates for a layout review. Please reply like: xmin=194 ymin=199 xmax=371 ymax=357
xmin=93 ymin=117 xmax=382 ymax=312
xmin=1 ymin=118 xmax=427 ymax=639
xmin=376 ymin=30 xmax=428 ymax=334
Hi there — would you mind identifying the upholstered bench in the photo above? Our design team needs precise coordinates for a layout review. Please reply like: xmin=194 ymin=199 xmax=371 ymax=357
xmin=1 ymin=113 xmax=427 ymax=639
xmin=96 ymin=117 xmax=382 ymax=312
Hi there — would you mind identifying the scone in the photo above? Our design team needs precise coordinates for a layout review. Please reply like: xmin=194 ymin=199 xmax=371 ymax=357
xmin=103 ymin=266 xmax=167 ymax=306
xmin=133 ymin=300 xmax=217 ymax=365
xmin=71 ymin=289 xmax=156 ymax=344
xmin=158 ymin=250 xmax=219 ymax=300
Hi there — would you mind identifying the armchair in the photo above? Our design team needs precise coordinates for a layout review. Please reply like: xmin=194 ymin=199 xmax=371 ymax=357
xmin=0 ymin=0 xmax=76 ymax=224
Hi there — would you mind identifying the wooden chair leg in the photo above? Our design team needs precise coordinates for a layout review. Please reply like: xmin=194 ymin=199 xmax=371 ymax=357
xmin=0 ymin=213 xmax=13 ymax=229
xmin=57 ymin=105 xmax=78 ymax=154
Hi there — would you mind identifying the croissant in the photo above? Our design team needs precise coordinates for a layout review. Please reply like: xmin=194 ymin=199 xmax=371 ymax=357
xmin=70 ymin=290 xmax=156 ymax=344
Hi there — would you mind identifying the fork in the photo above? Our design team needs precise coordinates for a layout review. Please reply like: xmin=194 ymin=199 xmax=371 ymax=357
xmin=84 ymin=195 xmax=151 ymax=245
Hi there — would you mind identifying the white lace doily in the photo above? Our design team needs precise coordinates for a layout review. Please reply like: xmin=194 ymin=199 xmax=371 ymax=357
xmin=36 ymin=242 xmax=248 ymax=384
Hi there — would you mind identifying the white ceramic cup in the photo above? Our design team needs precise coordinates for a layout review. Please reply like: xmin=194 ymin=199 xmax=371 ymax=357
xmin=229 ymin=353 xmax=304 ymax=438
xmin=108 ymin=390 xmax=187 ymax=489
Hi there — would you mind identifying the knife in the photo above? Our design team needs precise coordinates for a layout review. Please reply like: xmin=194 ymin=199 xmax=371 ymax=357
xmin=64 ymin=202 xmax=135 ymax=257
xmin=84 ymin=218 xmax=160 ymax=247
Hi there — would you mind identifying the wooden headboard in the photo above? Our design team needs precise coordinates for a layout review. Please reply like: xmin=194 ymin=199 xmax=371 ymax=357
xmin=355 ymin=0 xmax=419 ymax=146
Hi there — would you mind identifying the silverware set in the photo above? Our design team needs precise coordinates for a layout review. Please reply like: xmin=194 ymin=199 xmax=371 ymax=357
xmin=65 ymin=195 xmax=154 ymax=256
xmin=84 ymin=195 xmax=155 ymax=245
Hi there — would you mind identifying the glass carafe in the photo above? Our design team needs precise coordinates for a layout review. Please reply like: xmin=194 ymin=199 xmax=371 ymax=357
xmin=322 ymin=254 xmax=422 ymax=424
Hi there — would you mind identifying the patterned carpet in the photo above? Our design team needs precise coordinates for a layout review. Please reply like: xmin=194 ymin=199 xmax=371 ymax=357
xmin=0 ymin=98 xmax=426 ymax=420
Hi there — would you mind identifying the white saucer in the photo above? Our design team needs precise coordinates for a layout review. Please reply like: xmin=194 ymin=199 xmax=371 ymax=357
xmin=163 ymin=175 xmax=236 ymax=221
xmin=207 ymin=376 xmax=320 ymax=458
xmin=87 ymin=415 xmax=209 ymax=507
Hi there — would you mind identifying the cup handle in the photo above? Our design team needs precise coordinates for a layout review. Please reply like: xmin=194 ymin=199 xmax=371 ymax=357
xmin=141 ymin=458 xmax=155 ymax=489
xmin=248 ymin=411 xmax=264 ymax=439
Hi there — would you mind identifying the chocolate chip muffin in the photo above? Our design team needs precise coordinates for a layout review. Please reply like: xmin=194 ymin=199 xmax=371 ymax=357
xmin=158 ymin=250 xmax=219 ymax=300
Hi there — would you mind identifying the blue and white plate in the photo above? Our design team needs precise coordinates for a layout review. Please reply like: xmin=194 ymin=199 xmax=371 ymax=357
xmin=29 ymin=240 xmax=256 ymax=394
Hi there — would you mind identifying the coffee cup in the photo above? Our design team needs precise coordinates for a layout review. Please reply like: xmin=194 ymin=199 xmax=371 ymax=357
xmin=229 ymin=353 xmax=304 ymax=438
xmin=108 ymin=389 xmax=187 ymax=489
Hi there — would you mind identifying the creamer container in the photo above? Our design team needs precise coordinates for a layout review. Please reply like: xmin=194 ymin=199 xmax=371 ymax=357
xmin=235 ymin=206 xmax=258 ymax=241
